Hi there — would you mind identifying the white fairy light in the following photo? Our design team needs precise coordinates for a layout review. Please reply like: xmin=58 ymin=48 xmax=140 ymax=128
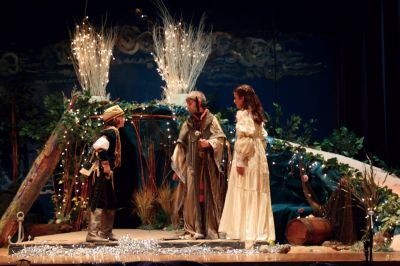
xmin=71 ymin=17 xmax=116 ymax=98
xmin=152 ymin=1 xmax=212 ymax=103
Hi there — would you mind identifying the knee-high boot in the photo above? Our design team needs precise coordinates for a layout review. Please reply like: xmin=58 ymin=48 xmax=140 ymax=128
xmin=86 ymin=208 xmax=109 ymax=242
xmin=100 ymin=209 xmax=117 ymax=241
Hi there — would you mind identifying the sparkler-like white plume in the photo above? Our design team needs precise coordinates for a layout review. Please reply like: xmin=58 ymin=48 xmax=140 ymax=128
xmin=71 ymin=17 xmax=116 ymax=99
xmin=152 ymin=1 xmax=212 ymax=104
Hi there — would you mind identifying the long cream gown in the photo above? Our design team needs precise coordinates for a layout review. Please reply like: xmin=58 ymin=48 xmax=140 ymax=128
xmin=219 ymin=110 xmax=275 ymax=241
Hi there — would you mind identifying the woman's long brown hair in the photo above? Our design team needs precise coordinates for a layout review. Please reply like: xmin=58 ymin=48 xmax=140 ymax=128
xmin=234 ymin=84 xmax=266 ymax=125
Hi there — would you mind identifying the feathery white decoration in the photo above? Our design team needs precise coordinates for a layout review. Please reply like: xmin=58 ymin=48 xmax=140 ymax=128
xmin=152 ymin=2 xmax=212 ymax=104
xmin=71 ymin=17 xmax=116 ymax=98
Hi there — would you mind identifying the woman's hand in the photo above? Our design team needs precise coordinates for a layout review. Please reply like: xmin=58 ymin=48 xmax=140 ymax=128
xmin=236 ymin=166 xmax=245 ymax=175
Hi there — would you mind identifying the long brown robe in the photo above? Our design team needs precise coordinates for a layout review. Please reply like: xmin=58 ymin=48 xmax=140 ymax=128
xmin=171 ymin=110 xmax=226 ymax=239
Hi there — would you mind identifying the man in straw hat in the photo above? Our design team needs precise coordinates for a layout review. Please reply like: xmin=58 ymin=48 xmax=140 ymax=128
xmin=171 ymin=91 xmax=226 ymax=239
xmin=86 ymin=105 xmax=125 ymax=242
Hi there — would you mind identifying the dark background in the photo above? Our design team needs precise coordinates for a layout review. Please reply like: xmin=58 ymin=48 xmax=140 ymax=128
xmin=1 ymin=0 xmax=399 ymax=167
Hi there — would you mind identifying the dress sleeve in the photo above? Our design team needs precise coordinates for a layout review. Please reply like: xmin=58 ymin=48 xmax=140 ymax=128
xmin=261 ymin=122 xmax=268 ymax=150
xmin=235 ymin=110 xmax=255 ymax=166
xmin=171 ymin=122 xmax=189 ymax=183
xmin=208 ymin=117 xmax=226 ymax=150
xmin=171 ymin=143 xmax=187 ymax=184
xmin=208 ymin=117 xmax=226 ymax=172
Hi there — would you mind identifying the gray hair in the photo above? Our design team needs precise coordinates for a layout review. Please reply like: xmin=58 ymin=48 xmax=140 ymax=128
xmin=186 ymin=91 xmax=207 ymax=108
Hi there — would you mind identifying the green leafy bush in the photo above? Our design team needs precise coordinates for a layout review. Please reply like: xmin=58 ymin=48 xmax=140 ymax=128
xmin=314 ymin=127 xmax=364 ymax=158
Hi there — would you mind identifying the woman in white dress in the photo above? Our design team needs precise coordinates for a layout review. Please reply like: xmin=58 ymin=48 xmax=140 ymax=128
xmin=219 ymin=84 xmax=275 ymax=242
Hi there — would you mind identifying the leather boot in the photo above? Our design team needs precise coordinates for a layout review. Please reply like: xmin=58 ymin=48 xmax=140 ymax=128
xmin=99 ymin=209 xmax=117 ymax=241
xmin=86 ymin=208 xmax=109 ymax=242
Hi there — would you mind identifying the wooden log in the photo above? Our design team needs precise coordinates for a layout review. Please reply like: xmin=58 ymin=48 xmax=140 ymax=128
xmin=0 ymin=96 xmax=77 ymax=247
xmin=286 ymin=217 xmax=333 ymax=245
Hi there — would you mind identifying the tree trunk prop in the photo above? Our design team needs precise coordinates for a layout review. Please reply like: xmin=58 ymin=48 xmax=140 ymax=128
xmin=0 ymin=96 xmax=77 ymax=247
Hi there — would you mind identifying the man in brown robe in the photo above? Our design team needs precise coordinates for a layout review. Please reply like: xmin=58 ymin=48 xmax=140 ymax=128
xmin=171 ymin=91 xmax=226 ymax=239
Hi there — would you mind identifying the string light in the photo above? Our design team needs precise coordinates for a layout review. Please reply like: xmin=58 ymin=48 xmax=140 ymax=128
xmin=71 ymin=18 xmax=116 ymax=97
xmin=152 ymin=4 xmax=211 ymax=103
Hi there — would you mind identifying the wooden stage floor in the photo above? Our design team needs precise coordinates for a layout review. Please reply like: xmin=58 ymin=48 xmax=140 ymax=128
xmin=1 ymin=229 xmax=399 ymax=265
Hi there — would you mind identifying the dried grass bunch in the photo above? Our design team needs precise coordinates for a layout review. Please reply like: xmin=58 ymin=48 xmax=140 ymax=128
xmin=71 ymin=17 xmax=116 ymax=98
xmin=152 ymin=1 xmax=212 ymax=103
xmin=133 ymin=187 xmax=156 ymax=225
xmin=156 ymin=181 xmax=174 ymax=219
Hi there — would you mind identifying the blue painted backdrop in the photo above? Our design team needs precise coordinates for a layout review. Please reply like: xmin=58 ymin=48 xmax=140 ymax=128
xmin=106 ymin=27 xmax=334 ymax=138
xmin=20 ymin=25 xmax=334 ymax=138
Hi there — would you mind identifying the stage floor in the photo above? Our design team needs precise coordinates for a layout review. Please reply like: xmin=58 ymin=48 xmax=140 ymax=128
xmin=1 ymin=229 xmax=399 ymax=265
